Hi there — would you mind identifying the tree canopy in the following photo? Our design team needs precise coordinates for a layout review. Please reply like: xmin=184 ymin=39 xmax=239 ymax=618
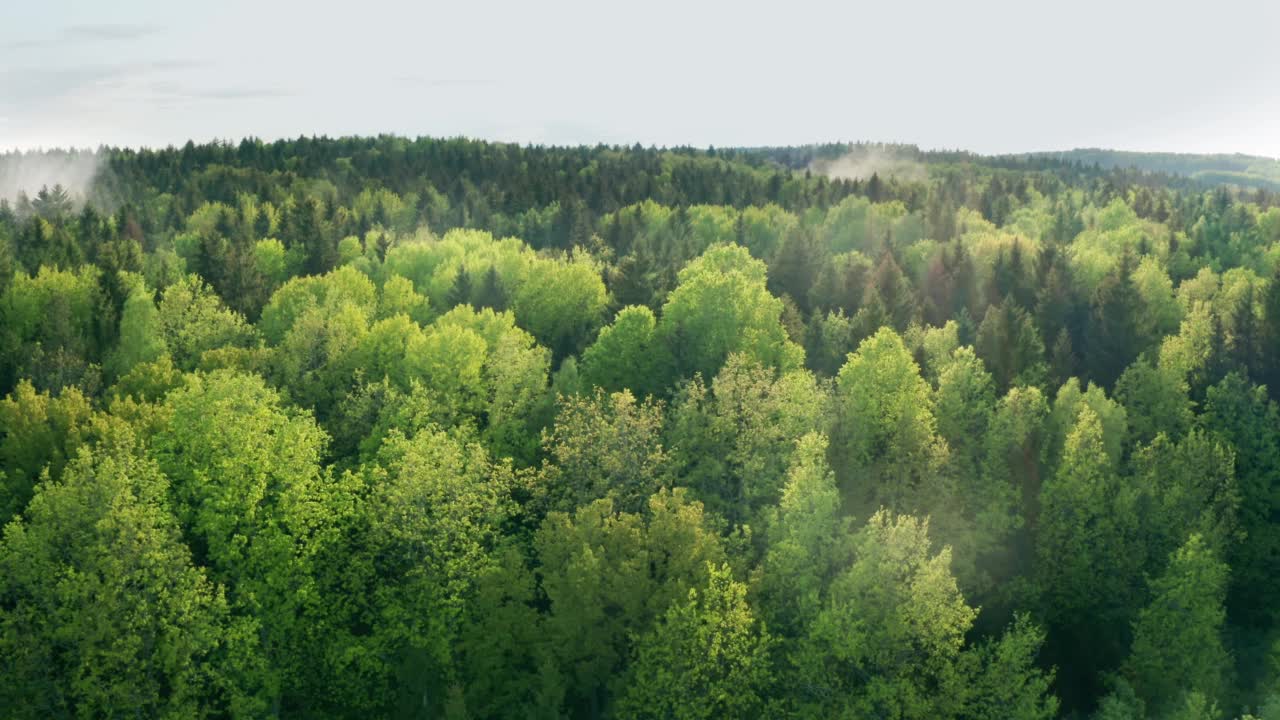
xmin=1 ymin=136 xmax=1278 ymax=718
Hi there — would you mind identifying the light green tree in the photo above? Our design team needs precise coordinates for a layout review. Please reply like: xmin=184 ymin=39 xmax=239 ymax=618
xmin=0 ymin=434 xmax=265 ymax=718
xmin=151 ymin=370 xmax=335 ymax=708
xmin=797 ymin=510 xmax=976 ymax=719
xmin=0 ymin=380 xmax=96 ymax=523
xmin=615 ymin=563 xmax=774 ymax=720
xmin=1125 ymin=534 xmax=1230 ymax=717
xmin=108 ymin=279 xmax=167 ymax=379
xmin=579 ymin=305 xmax=666 ymax=398
xmin=1046 ymin=377 xmax=1128 ymax=469
xmin=156 ymin=274 xmax=257 ymax=370
xmin=534 ymin=489 xmax=725 ymax=715
xmin=540 ymin=388 xmax=671 ymax=515
xmin=832 ymin=326 xmax=951 ymax=517
xmin=511 ymin=252 xmax=609 ymax=359
xmin=1115 ymin=355 xmax=1194 ymax=449
xmin=934 ymin=346 xmax=997 ymax=481
xmin=758 ymin=432 xmax=849 ymax=635
xmin=360 ymin=425 xmax=514 ymax=716
xmin=1035 ymin=406 xmax=1141 ymax=682
xmin=657 ymin=243 xmax=803 ymax=380
xmin=668 ymin=353 xmax=827 ymax=524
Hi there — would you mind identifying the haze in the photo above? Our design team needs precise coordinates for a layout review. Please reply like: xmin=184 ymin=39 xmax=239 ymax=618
xmin=3 ymin=0 xmax=1278 ymax=157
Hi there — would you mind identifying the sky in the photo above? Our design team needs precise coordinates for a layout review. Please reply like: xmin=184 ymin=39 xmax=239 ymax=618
xmin=2 ymin=0 xmax=1279 ymax=157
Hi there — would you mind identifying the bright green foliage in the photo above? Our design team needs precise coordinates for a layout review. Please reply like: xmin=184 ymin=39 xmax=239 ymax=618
xmin=962 ymin=615 xmax=1059 ymax=720
xmin=354 ymin=305 xmax=551 ymax=465
xmin=259 ymin=265 xmax=378 ymax=344
xmin=274 ymin=299 xmax=372 ymax=419
xmin=378 ymin=274 xmax=432 ymax=325
xmin=108 ymin=280 xmax=167 ymax=379
xmin=685 ymin=204 xmax=739 ymax=250
xmin=6 ymin=137 xmax=1280 ymax=719
xmin=1131 ymin=430 xmax=1240 ymax=569
xmin=254 ymin=237 xmax=292 ymax=285
xmin=916 ymin=320 xmax=962 ymax=381
xmin=1115 ymin=355 xmax=1194 ymax=448
xmin=797 ymin=510 xmax=977 ymax=719
xmin=359 ymin=426 xmax=513 ymax=714
xmin=510 ymin=252 xmax=609 ymax=359
xmin=0 ymin=434 xmax=264 ymax=718
xmin=430 ymin=305 xmax=551 ymax=462
xmin=156 ymin=274 xmax=257 ymax=370
xmin=615 ymin=563 xmax=774 ymax=720
xmin=0 ymin=380 xmax=96 ymax=523
xmin=1132 ymin=256 xmax=1182 ymax=342
xmin=657 ymin=243 xmax=803 ymax=380
xmin=109 ymin=353 xmax=184 ymax=404
xmin=534 ymin=489 xmax=725 ymax=715
xmin=740 ymin=203 xmax=799 ymax=260
xmin=579 ymin=305 xmax=665 ymax=398
xmin=406 ymin=319 xmax=489 ymax=420
xmin=352 ymin=313 xmax=422 ymax=387
xmin=0 ymin=264 xmax=101 ymax=391
xmin=1046 ymin=377 xmax=1128 ymax=468
xmin=832 ymin=327 xmax=951 ymax=515
xmin=820 ymin=196 xmax=912 ymax=256
xmin=382 ymin=228 xmax=530 ymax=309
xmin=1178 ymin=267 xmax=1221 ymax=311
xmin=669 ymin=353 xmax=827 ymax=523
xmin=540 ymin=388 xmax=671 ymax=514
xmin=1158 ymin=300 xmax=1216 ymax=389
xmin=0 ymin=264 xmax=99 ymax=346
xmin=153 ymin=370 xmax=329 ymax=576
xmin=1124 ymin=534 xmax=1229 ymax=716
xmin=934 ymin=346 xmax=997 ymax=480
xmin=1035 ymin=406 xmax=1141 ymax=682
xmin=151 ymin=370 xmax=334 ymax=705
xmin=759 ymin=432 xmax=848 ymax=634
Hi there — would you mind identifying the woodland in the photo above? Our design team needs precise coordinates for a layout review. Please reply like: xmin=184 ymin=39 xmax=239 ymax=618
xmin=1 ymin=138 xmax=1279 ymax=719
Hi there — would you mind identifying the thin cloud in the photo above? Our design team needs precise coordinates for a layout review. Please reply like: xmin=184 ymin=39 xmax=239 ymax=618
xmin=142 ymin=80 xmax=294 ymax=102
xmin=1 ymin=22 xmax=162 ymax=51
xmin=65 ymin=23 xmax=162 ymax=41
xmin=197 ymin=87 xmax=294 ymax=100
xmin=395 ymin=75 xmax=497 ymax=89
xmin=0 ymin=60 xmax=205 ymax=105
xmin=0 ymin=38 xmax=49 ymax=51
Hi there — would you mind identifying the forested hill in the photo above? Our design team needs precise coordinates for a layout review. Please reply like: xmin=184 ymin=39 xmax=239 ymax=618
xmin=2 ymin=135 xmax=1280 ymax=719
xmin=1019 ymin=148 xmax=1280 ymax=192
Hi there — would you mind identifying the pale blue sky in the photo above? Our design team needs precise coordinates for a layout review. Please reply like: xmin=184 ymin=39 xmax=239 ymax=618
xmin=2 ymin=0 xmax=1278 ymax=156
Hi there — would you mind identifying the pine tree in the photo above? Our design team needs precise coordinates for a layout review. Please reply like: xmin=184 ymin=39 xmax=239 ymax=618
xmin=447 ymin=267 xmax=473 ymax=309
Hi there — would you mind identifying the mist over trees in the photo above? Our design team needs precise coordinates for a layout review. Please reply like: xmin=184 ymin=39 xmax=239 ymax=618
xmin=2 ymin=136 xmax=1280 ymax=719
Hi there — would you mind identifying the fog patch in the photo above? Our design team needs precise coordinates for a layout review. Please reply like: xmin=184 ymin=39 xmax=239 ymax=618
xmin=0 ymin=149 xmax=106 ymax=208
xmin=810 ymin=145 xmax=927 ymax=183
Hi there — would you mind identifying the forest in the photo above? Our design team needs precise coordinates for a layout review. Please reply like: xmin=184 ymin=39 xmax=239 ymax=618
xmin=1 ymin=137 xmax=1279 ymax=719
